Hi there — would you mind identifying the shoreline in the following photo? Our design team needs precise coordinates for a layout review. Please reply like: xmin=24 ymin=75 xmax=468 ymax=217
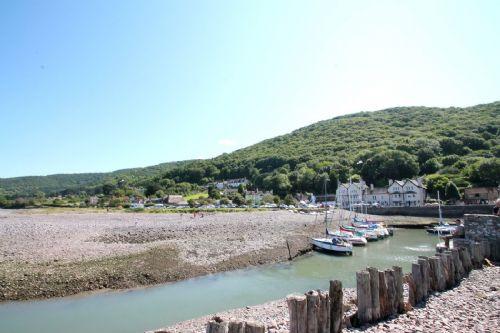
xmin=151 ymin=265 xmax=499 ymax=333
xmin=0 ymin=209 xmax=443 ymax=302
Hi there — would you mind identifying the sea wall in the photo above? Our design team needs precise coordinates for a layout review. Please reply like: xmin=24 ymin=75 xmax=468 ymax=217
xmin=367 ymin=205 xmax=493 ymax=218
xmin=463 ymin=214 xmax=500 ymax=261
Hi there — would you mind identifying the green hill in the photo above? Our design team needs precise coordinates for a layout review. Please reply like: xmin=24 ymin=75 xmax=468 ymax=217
xmin=1 ymin=101 xmax=499 ymax=201
xmin=0 ymin=161 xmax=194 ymax=197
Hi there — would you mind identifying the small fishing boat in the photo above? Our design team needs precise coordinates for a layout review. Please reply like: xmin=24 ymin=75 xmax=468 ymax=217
xmin=327 ymin=229 xmax=367 ymax=246
xmin=311 ymin=236 xmax=353 ymax=255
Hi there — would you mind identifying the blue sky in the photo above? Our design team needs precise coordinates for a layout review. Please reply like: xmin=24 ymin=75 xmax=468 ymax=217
xmin=1 ymin=1 xmax=499 ymax=177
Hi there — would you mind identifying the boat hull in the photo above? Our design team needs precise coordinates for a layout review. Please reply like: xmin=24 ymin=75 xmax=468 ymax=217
xmin=311 ymin=238 xmax=353 ymax=255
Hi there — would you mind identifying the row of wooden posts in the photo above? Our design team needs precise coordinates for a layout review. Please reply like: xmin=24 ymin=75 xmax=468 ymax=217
xmin=206 ymin=240 xmax=491 ymax=333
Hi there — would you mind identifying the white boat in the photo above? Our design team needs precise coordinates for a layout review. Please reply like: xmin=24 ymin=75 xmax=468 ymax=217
xmin=311 ymin=236 xmax=353 ymax=255
xmin=426 ymin=191 xmax=456 ymax=236
xmin=327 ymin=229 xmax=367 ymax=246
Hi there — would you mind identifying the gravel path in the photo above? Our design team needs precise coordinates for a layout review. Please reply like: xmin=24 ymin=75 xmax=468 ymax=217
xmin=155 ymin=266 xmax=499 ymax=333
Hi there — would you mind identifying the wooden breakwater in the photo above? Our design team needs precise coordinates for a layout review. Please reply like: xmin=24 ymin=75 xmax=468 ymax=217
xmin=205 ymin=239 xmax=493 ymax=333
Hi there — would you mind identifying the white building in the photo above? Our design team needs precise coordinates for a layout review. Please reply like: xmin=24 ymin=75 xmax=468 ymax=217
xmin=336 ymin=178 xmax=426 ymax=208
xmin=215 ymin=178 xmax=249 ymax=190
xmin=335 ymin=180 xmax=368 ymax=209
xmin=387 ymin=178 xmax=426 ymax=207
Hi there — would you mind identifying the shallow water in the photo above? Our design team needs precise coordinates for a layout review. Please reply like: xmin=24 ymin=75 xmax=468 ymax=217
xmin=0 ymin=229 xmax=438 ymax=333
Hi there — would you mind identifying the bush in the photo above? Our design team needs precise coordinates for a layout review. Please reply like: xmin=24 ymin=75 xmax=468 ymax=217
xmin=441 ymin=154 xmax=460 ymax=166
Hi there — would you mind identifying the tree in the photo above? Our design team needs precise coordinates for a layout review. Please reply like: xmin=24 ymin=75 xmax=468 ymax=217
xmin=263 ymin=172 xmax=292 ymax=197
xmin=444 ymin=181 xmax=460 ymax=202
xmin=425 ymin=174 xmax=450 ymax=198
xmin=441 ymin=155 xmax=460 ymax=166
xmin=439 ymin=138 xmax=464 ymax=155
xmin=420 ymin=158 xmax=441 ymax=175
xmin=283 ymin=194 xmax=296 ymax=206
xmin=207 ymin=184 xmax=221 ymax=199
xmin=232 ymin=193 xmax=246 ymax=206
xmin=466 ymin=158 xmax=500 ymax=186
xmin=360 ymin=150 xmax=419 ymax=186
xmin=237 ymin=183 xmax=246 ymax=195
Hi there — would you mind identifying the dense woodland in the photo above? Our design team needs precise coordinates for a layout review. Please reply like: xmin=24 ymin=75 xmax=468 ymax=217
xmin=1 ymin=102 xmax=499 ymax=207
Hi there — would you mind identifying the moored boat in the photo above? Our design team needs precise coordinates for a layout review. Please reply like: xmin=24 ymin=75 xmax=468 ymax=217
xmin=311 ymin=236 xmax=353 ymax=255
xmin=327 ymin=229 xmax=367 ymax=246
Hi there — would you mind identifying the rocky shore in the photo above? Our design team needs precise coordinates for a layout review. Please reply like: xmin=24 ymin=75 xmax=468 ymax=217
xmin=0 ymin=208 xmax=437 ymax=301
xmin=154 ymin=265 xmax=499 ymax=333
xmin=0 ymin=209 xmax=319 ymax=301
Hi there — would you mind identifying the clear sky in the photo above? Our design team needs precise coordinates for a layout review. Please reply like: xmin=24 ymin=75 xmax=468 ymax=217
xmin=1 ymin=1 xmax=499 ymax=178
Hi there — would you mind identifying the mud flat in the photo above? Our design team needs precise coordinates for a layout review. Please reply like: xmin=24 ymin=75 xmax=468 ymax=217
xmin=0 ymin=209 xmax=437 ymax=301
xmin=154 ymin=265 xmax=499 ymax=333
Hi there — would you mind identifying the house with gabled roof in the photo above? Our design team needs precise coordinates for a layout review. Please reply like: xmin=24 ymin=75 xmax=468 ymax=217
xmin=387 ymin=177 xmax=426 ymax=207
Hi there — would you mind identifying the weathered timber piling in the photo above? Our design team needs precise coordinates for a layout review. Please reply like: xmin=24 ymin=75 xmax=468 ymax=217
xmin=451 ymin=248 xmax=464 ymax=280
xmin=481 ymin=240 xmax=491 ymax=259
xmin=392 ymin=266 xmax=404 ymax=313
xmin=458 ymin=247 xmax=472 ymax=273
xmin=244 ymin=321 xmax=265 ymax=333
xmin=378 ymin=271 xmax=390 ymax=317
xmin=306 ymin=290 xmax=319 ymax=333
xmin=404 ymin=273 xmax=416 ymax=307
xmin=286 ymin=294 xmax=307 ymax=333
xmin=444 ymin=251 xmax=457 ymax=286
xmin=367 ymin=267 xmax=381 ymax=321
xmin=385 ymin=269 xmax=397 ymax=316
xmin=356 ymin=271 xmax=372 ymax=323
xmin=317 ymin=290 xmax=329 ymax=333
xmin=411 ymin=263 xmax=423 ymax=303
xmin=417 ymin=258 xmax=430 ymax=298
xmin=428 ymin=257 xmax=440 ymax=292
xmin=207 ymin=317 xmax=228 ymax=333
xmin=228 ymin=321 xmax=245 ymax=333
xmin=329 ymin=280 xmax=343 ymax=333
xmin=469 ymin=242 xmax=483 ymax=269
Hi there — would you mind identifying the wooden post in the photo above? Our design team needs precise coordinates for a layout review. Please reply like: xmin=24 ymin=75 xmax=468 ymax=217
xmin=306 ymin=290 xmax=319 ymax=333
xmin=417 ymin=258 xmax=429 ymax=299
xmin=443 ymin=252 xmax=455 ymax=288
xmin=459 ymin=247 xmax=472 ymax=273
xmin=428 ymin=257 xmax=439 ymax=292
xmin=356 ymin=271 xmax=372 ymax=324
xmin=329 ymin=280 xmax=343 ymax=333
xmin=378 ymin=271 xmax=389 ymax=318
xmin=207 ymin=317 xmax=228 ymax=333
xmin=405 ymin=273 xmax=416 ymax=307
xmin=317 ymin=290 xmax=329 ymax=333
xmin=367 ymin=267 xmax=380 ymax=321
xmin=436 ymin=256 xmax=446 ymax=292
xmin=228 ymin=321 xmax=245 ymax=333
xmin=244 ymin=322 xmax=265 ymax=333
xmin=411 ymin=263 xmax=423 ymax=303
xmin=436 ymin=253 xmax=450 ymax=289
xmin=286 ymin=240 xmax=292 ymax=260
xmin=451 ymin=248 xmax=464 ymax=281
xmin=385 ymin=269 xmax=397 ymax=316
xmin=392 ymin=266 xmax=404 ymax=313
xmin=286 ymin=294 xmax=307 ymax=333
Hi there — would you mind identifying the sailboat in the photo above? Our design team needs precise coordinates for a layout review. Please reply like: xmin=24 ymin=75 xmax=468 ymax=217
xmin=327 ymin=208 xmax=367 ymax=246
xmin=426 ymin=191 xmax=456 ymax=235
xmin=311 ymin=181 xmax=353 ymax=255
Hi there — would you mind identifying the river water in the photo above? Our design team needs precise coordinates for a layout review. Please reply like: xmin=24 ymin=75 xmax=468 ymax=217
xmin=0 ymin=229 xmax=437 ymax=333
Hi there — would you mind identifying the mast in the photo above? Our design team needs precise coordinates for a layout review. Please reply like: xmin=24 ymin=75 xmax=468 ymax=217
xmin=437 ymin=191 xmax=443 ymax=225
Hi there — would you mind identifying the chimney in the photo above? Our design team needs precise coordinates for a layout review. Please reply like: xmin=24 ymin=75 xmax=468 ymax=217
xmin=389 ymin=179 xmax=393 ymax=186
xmin=370 ymin=183 xmax=374 ymax=191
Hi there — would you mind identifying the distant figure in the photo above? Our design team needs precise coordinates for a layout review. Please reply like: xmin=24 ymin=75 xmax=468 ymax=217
xmin=452 ymin=219 xmax=465 ymax=238
xmin=494 ymin=198 xmax=500 ymax=216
